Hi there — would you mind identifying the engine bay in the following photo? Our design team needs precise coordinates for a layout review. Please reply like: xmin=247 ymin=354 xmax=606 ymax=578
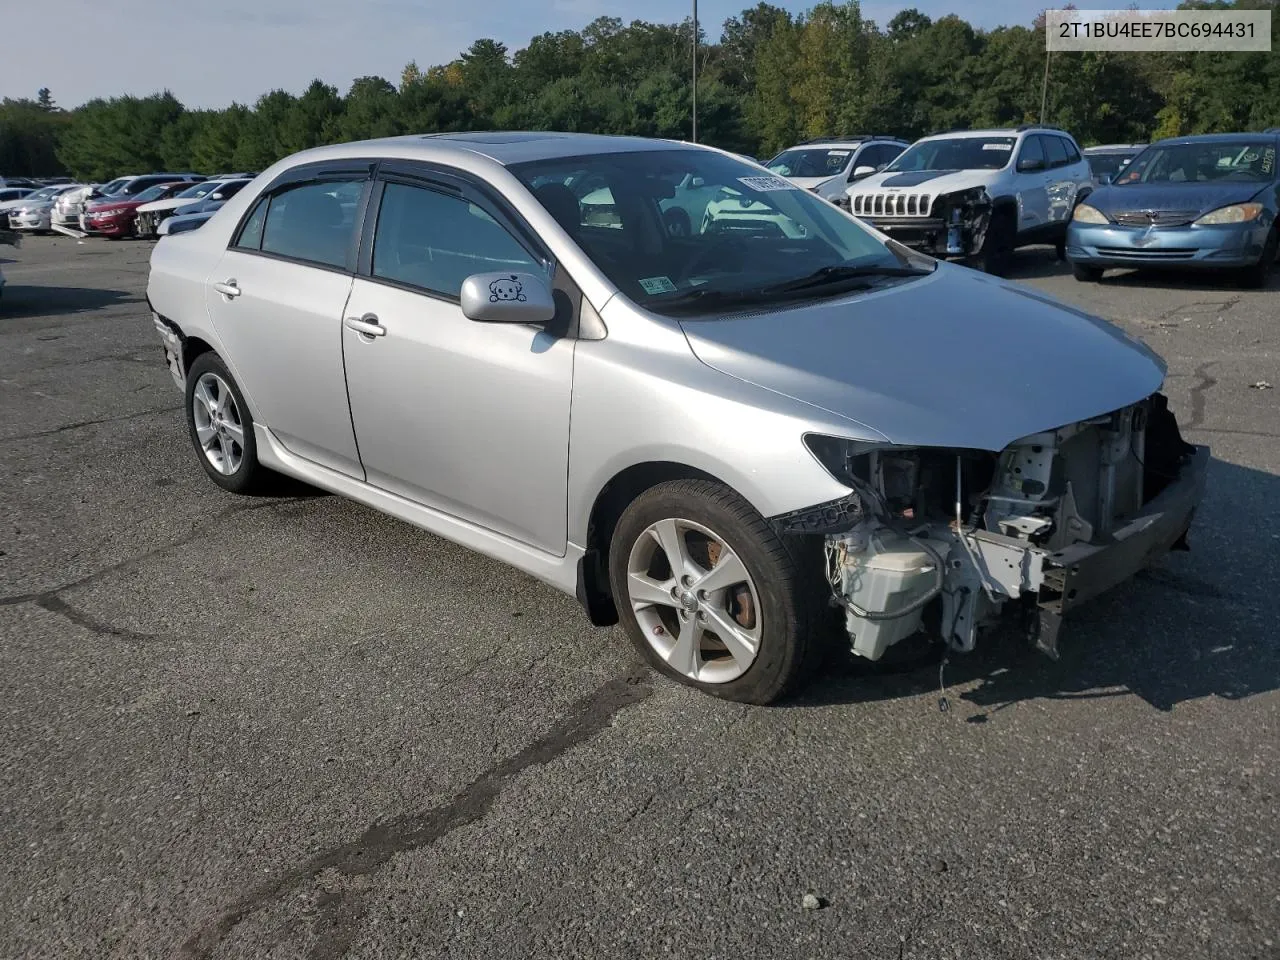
xmin=821 ymin=392 xmax=1200 ymax=660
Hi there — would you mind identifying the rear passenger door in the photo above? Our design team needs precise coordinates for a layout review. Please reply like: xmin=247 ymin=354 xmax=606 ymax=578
xmin=340 ymin=166 xmax=575 ymax=554
xmin=1014 ymin=135 xmax=1050 ymax=234
xmin=1042 ymin=135 xmax=1077 ymax=224
xmin=204 ymin=162 xmax=373 ymax=479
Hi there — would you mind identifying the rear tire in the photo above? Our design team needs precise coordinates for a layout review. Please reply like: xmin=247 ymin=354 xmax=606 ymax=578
xmin=608 ymin=479 xmax=823 ymax=705
xmin=1072 ymin=263 xmax=1104 ymax=282
xmin=184 ymin=352 xmax=273 ymax=495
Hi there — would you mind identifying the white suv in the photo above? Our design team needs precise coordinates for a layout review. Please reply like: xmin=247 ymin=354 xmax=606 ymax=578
xmin=764 ymin=137 xmax=909 ymax=201
xmin=841 ymin=126 xmax=1094 ymax=275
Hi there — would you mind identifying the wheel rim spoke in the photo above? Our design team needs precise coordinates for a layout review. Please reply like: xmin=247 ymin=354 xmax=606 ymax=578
xmin=195 ymin=422 xmax=217 ymax=447
xmin=628 ymin=572 xmax=676 ymax=611
xmin=690 ymin=546 xmax=748 ymax=596
xmin=703 ymin=606 xmax=759 ymax=670
xmin=666 ymin=617 xmax=704 ymax=678
xmin=218 ymin=436 xmax=237 ymax=474
xmin=194 ymin=380 xmax=216 ymax=417
xmin=648 ymin=518 xmax=691 ymax=580
xmin=222 ymin=421 xmax=244 ymax=448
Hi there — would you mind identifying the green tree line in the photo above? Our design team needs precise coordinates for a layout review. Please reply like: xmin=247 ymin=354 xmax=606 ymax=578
xmin=2 ymin=0 xmax=1277 ymax=181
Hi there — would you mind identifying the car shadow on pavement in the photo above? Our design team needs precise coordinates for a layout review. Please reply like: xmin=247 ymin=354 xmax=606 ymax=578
xmin=787 ymin=457 xmax=1280 ymax=716
xmin=1003 ymin=246 xmax=1073 ymax=280
xmin=0 ymin=283 xmax=137 ymax=318
xmin=1089 ymin=268 xmax=1273 ymax=293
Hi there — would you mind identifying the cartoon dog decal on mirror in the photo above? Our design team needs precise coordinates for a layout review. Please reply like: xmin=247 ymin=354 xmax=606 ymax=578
xmin=489 ymin=275 xmax=527 ymax=303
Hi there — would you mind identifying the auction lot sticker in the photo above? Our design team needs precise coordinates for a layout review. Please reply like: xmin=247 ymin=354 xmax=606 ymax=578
xmin=1047 ymin=9 xmax=1271 ymax=52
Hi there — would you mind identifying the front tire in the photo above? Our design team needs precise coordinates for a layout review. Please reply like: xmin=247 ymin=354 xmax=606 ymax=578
xmin=1239 ymin=228 xmax=1278 ymax=289
xmin=608 ymin=479 xmax=822 ymax=705
xmin=978 ymin=212 xmax=1015 ymax=276
xmin=1072 ymin=263 xmax=1104 ymax=282
xmin=184 ymin=352 xmax=271 ymax=495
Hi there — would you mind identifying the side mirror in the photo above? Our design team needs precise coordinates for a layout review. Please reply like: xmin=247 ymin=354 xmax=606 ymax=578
xmin=850 ymin=164 xmax=877 ymax=181
xmin=689 ymin=176 xmax=705 ymax=188
xmin=211 ymin=193 xmax=224 ymax=200
xmin=460 ymin=272 xmax=556 ymax=325
xmin=1017 ymin=158 xmax=1046 ymax=173
xmin=1098 ymin=173 xmax=1113 ymax=185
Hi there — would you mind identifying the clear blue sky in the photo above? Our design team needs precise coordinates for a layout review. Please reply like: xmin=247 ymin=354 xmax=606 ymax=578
xmin=0 ymin=0 xmax=1179 ymax=109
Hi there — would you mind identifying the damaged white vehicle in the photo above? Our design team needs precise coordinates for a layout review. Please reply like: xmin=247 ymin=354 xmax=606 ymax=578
xmin=146 ymin=133 xmax=1207 ymax=704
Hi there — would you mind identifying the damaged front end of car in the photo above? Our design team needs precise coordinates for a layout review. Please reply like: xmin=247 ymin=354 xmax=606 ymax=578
xmin=846 ymin=185 xmax=996 ymax=259
xmin=776 ymin=393 xmax=1208 ymax=661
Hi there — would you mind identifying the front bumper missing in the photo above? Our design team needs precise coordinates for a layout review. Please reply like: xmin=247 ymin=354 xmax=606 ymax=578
xmin=1034 ymin=443 xmax=1210 ymax=655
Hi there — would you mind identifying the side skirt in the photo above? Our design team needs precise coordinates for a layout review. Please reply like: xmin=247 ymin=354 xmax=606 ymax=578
xmin=253 ymin=423 xmax=583 ymax=598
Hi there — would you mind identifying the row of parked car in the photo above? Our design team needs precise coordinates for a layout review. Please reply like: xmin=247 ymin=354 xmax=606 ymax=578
xmin=757 ymin=124 xmax=1279 ymax=284
xmin=1 ymin=172 xmax=259 ymax=240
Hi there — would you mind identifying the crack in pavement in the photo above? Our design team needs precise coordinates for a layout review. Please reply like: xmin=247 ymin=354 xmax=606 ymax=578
xmin=1185 ymin=361 xmax=1218 ymax=431
xmin=0 ymin=498 xmax=305 ymax=609
xmin=1 ymin=403 xmax=180 ymax=443
xmin=33 ymin=594 xmax=161 ymax=642
xmin=177 ymin=667 xmax=654 ymax=960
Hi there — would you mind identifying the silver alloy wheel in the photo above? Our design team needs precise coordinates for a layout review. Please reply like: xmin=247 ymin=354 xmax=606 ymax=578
xmin=191 ymin=372 xmax=244 ymax=476
xmin=626 ymin=517 xmax=763 ymax=684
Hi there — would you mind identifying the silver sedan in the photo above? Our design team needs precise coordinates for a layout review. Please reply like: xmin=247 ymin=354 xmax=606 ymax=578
xmin=146 ymin=133 xmax=1207 ymax=704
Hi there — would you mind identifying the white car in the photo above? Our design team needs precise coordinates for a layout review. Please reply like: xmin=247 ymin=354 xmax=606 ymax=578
xmin=765 ymin=137 xmax=910 ymax=201
xmin=0 ymin=186 xmax=37 ymax=214
xmin=7 ymin=184 xmax=84 ymax=232
xmin=842 ymin=125 xmax=1095 ymax=275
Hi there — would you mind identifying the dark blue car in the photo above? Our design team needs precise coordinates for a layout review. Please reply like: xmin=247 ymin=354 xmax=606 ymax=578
xmin=1067 ymin=132 xmax=1279 ymax=287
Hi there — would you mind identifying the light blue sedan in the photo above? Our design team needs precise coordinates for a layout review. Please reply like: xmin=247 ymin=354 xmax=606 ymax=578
xmin=1067 ymin=132 xmax=1280 ymax=287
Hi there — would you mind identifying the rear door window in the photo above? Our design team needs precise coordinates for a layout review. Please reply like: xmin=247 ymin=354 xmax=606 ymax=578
xmin=1043 ymin=136 xmax=1070 ymax=169
xmin=259 ymin=178 xmax=365 ymax=270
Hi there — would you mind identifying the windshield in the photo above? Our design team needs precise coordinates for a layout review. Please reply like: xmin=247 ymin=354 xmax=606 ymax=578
xmin=1086 ymin=153 xmax=1137 ymax=179
xmin=134 ymin=185 xmax=174 ymax=202
xmin=179 ymin=181 xmax=219 ymax=198
xmin=885 ymin=137 xmax=1016 ymax=173
xmin=24 ymin=186 xmax=61 ymax=202
xmin=766 ymin=147 xmax=856 ymax=179
xmin=511 ymin=149 xmax=932 ymax=316
xmin=1116 ymin=140 xmax=1277 ymax=185
xmin=100 ymin=178 xmax=130 ymax=195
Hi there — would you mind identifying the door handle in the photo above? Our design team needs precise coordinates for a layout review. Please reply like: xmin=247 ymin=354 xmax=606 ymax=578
xmin=345 ymin=313 xmax=386 ymax=338
xmin=213 ymin=279 xmax=240 ymax=299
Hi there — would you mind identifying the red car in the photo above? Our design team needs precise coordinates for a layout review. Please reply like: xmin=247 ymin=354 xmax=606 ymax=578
xmin=83 ymin=181 xmax=193 ymax=238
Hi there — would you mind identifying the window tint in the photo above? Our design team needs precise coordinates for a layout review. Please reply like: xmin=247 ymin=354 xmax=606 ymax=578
xmin=1060 ymin=137 xmax=1081 ymax=163
xmin=260 ymin=178 xmax=364 ymax=269
xmin=234 ymin=195 xmax=268 ymax=250
xmin=1017 ymin=136 xmax=1046 ymax=170
xmin=1043 ymin=135 xmax=1069 ymax=168
xmin=371 ymin=181 xmax=543 ymax=298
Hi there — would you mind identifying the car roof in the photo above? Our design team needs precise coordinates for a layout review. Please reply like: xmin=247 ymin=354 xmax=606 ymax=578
xmin=1084 ymin=143 xmax=1146 ymax=152
xmin=261 ymin=131 xmax=722 ymax=169
xmin=1152 ymin=132 xmax=1279 ymax=145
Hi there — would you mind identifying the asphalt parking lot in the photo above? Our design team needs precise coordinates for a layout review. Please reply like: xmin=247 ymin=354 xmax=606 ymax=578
xmin=2 ymin=234 xmax=1277 ymax=959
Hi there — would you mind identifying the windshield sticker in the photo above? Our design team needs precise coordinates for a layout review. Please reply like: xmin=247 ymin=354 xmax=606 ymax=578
xmin=982 ymin=143 xmax=1013 ymax=151
xmin=1263 ymin=148 xmax=1275 ymax=174
xmin=639 ymin=275 xmax=678 ymax=295
xmin=827 ymin=151 xmax=851 ymax=158
xmin=737 ymin=175 xmax=798 ymax=192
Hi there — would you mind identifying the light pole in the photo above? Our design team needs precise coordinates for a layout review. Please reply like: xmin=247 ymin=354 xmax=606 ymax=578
xmin=691 ymin=0 xmax=698 ymax=142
